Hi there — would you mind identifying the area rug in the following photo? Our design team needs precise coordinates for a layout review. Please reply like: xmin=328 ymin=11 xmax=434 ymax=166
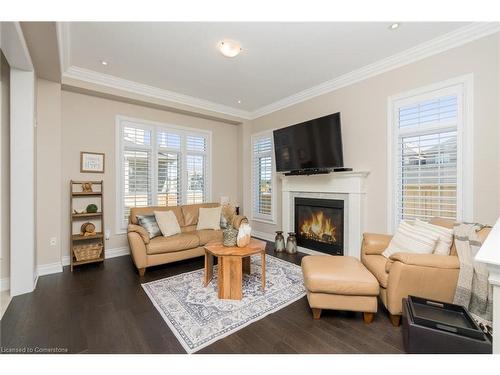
xmin=142 ymin=255 xmax=306 ymax=353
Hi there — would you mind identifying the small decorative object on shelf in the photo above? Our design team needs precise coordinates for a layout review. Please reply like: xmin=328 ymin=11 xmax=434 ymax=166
xmin=275 ymin=231 xmax=285 ymax=252
xmin=286 ymin=232 xmax=298 ymax=254
xmin=80 ymin=222 xmax=96 ymax=236
xmin=81 ymin=182 xmax=93 ymax=192
xmin=237 ymin=222 xmax=252 ymax=247
xmin=86 ymin=203 xmax=98 ymax=213
xmin=223 ymin=225 xmax=238 ymax=247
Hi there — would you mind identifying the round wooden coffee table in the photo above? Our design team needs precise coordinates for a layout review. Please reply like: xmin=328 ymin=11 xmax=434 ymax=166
xmin=204 ymin=238 xmax=267 ymax=300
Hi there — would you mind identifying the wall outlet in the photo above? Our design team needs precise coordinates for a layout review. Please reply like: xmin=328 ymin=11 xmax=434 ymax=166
xmin=105 ymin=229 xmax=111 ymax=240
xmin=49 ymin=237 xmax=57 ymax=246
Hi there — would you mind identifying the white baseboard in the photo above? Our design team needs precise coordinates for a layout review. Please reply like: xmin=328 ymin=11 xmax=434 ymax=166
xmin=61 ymin=246 xmax=131 ymax=268
xmin=252 ymin=230 xmax=275 ymax=242
xmin=0 ymin=277 xmax=10 ymax=292
xmin=37 ymin=262 xmax=63 ymax=277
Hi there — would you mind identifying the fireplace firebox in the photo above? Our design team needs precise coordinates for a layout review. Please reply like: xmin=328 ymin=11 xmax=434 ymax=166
xmin=294 ymin=197 xmax=344 ymax=255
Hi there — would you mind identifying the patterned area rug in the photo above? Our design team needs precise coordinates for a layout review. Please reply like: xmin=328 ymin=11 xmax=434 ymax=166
xmin=142 ymin=254 xmax=306 ymax=353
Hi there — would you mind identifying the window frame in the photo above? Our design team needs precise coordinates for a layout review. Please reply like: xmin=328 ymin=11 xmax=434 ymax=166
xmin=387 ymin=74 xmax=473 ymax=233
xmin=251 ymin=131 xmax=277 ymax=224
xmin=116 ymin=115 xmax=212 ymax=233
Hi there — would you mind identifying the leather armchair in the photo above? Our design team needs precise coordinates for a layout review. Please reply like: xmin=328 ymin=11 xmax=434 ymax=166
xmin=360 ymin=218 xmax=491 ymax=326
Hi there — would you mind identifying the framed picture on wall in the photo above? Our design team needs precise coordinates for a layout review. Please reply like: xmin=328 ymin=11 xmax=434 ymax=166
xmin=80 ymin=152 xmax=105 ymax=173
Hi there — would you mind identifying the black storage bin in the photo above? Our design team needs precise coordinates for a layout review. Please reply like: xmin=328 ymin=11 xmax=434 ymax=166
xmin=402 ymin=296 xmax=492 ymax=354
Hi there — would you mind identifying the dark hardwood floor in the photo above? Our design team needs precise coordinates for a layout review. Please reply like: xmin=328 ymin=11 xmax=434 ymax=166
xmin=0 ymin=242 xmax=404 ymax=354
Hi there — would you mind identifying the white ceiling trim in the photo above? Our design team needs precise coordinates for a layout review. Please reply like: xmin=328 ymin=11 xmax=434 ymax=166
xmin=251 ymin=22 xmax=500 ymax=118
xmin=57 ymin=22 xmax=500 ymax=121
xmin=63 ymin=65 xmax=253 ymax=119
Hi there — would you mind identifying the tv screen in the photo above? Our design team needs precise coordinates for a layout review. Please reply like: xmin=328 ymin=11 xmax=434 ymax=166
xmin=273 ymin=112 xmax=344 ymax=172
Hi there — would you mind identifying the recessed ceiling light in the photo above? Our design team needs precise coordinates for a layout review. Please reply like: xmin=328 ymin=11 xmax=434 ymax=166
xmin=389 ymin=23 xmax=400 ymax=30
xmin=237 ymin=100 xmax=242 ymax=104
xmin=218 ymin=39 xmax=242 ymax=58
xmin=101 ymin=60 xmax=108 ymax=66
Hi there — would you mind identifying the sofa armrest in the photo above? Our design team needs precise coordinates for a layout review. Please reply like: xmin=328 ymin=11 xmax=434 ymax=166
xmin=232 ymin=215 xmax=248 ymax=230
xmin=389 ymin=252 xmax=460 ymax=269
xmin=362 ymin=233 xmax=392 ymax=255
xmin=127 ymin=224 xmax=150 ymax=244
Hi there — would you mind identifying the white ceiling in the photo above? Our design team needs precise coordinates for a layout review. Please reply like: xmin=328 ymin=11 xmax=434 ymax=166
xmin=66 ymin=22 xmax=471 ymax=113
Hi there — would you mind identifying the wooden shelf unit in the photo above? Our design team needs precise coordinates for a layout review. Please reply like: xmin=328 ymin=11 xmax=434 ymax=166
xmin=70 ymin=180 xmax=105 ymax=271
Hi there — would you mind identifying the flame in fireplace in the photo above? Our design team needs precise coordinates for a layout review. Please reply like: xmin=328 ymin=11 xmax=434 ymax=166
xmin=300 ymin=211 xmax=336 ymax=244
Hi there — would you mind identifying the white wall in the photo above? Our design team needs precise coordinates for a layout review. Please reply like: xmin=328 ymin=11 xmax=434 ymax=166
xmin=0 ymin=51 xmax=10 ymax=290
xmin=246 ymin=32 xmax=500 ymax=237
xmin=36 ymin=79 xmax=62 ymax=268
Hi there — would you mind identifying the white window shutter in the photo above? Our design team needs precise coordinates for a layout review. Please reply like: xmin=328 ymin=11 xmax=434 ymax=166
xmin=252 ymin=135 xmax=274 ymax=221
xmin=393 ymin=87 xmax=462 ymax=227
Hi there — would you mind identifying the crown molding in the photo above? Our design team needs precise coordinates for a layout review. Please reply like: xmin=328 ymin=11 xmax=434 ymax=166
xmin=251 ymin=22 xmax=500 ymax=119
xmin=63 ymin=66 xmax=253 ymax=120
xmin=57 ymin=22 xmax=500 ymax=121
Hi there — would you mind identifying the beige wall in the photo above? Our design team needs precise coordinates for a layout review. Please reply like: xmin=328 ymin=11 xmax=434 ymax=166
xmin=247 ymin=33 xmax=500 ymax=237
xmin=1 ymin=52 xmax=10 ymax=281
xmin=59 ymin=90 xmax=241 ymax=259
xmin=36 ymin=79 xmax=62 ymax=266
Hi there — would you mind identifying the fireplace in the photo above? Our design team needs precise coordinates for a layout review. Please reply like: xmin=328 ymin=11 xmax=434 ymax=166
xmin=294 ymin=197 xmax=344 ymax=255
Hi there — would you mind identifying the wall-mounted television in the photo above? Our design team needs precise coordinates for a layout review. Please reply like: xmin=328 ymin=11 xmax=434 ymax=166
xmin=273 ymin=112 xmax=344 ymax=173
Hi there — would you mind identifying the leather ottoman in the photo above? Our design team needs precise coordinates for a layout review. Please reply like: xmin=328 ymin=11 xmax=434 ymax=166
xmin=301 ymin=255 xmax=380 ymax=323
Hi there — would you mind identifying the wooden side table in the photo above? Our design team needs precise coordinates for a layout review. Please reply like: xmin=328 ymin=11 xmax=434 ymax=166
xmin=204 ymin=239 xmax=266 ymax=300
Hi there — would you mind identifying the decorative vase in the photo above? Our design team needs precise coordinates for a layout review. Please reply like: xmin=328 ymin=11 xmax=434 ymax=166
xmin=275 ymin=231 xmax=285 ymax=252
xmin=223 ymin=225 xmax=238 ymax=247
xmin=286 ymin=232 xmax=298 ymax=254
xmin=237 ymin=222 xmax=252 ymax=247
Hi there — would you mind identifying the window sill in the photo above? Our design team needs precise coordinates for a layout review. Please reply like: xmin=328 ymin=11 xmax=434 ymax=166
xmin=251 ymin=217 xmax=277 ymax=225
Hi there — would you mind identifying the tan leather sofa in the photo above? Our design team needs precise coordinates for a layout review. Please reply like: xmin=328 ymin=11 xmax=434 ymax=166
xmin=127 ymin=203 xmax=247 ymax=276
xmin=361 ymin=218 xmax=491 ymax=326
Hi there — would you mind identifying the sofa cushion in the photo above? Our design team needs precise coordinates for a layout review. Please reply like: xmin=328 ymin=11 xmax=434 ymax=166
xmin=415 ymin=219 xmax=453 ymax=255
xmin=130 ymin=206 xmax=184 ymax=227
xmin=382 ymin=221 xmax=439 ymax=258
xmin=197 ymin=206 xmax=222 ymax=230
xmin=146 ymin=233 xmax=200 ymax=255
xmin=301 ymin=255 xmax=379 ymax=296
xmin=136 ymin=214 xmax=161 ymax=239
xmin=181 ymin=203 xmax=219 ymax=226
xmin=362 ymin=254 xmax=389 ymax=288
xmin=154 ymin=210 xmax=181 ymax=237
xmin=197 ymin=229 xmax=223 ymax=245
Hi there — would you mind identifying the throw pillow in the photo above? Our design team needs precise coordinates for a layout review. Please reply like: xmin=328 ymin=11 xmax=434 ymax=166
xmin=382 ymin=221 xmax=440 ymax=258
xmin=154 ymin=210 xmax=181 ymax=237
xmin=136 ymin=214 xmax=161 ymax=239
xmin=415 ymin=218 xmax=453 ymax=255
xmin=196 ymin=206 xmax=222 ymax=230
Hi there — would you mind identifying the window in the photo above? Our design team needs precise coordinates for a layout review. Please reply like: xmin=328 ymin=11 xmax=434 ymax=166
xmin=117 ymin=117 xmax=211 ymax=230
xmin=252 ymin=133 xmax=275 ymax=223
xmin=388 ymin=76 xmax=472 ymax=231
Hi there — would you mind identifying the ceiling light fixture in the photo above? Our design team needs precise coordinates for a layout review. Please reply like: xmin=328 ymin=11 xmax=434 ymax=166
xmin=237 ymin=100 xmax=242 ymax=104
xmin=389 ymin=23 xmax=400 ymax=30
xmin=218 ymin=39 xmax=242 ymax=58
xmin=101 ymin=60 xmax=108 ymax=66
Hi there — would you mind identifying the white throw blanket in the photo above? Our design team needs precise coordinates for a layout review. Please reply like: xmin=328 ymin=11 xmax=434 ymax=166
xmin=453 ymin=222 xmax=493 ymax=332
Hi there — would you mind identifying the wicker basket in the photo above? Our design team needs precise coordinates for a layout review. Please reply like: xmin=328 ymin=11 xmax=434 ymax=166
xmin=73 ymin=243 xmax=103 ymax=261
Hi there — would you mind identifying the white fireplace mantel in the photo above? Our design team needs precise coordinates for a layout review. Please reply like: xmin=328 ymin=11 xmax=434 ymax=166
xmin=280 ymin=171 xmax=370 ymax=258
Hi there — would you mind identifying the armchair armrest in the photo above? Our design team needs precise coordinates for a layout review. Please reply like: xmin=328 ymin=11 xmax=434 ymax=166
xmin=389 ymin=252 xmax=459 ymax=269
xmin=362 ymin=233 xmax=392 ymax=255
xmin=127 ymin=224 xmax=150 ymax=244
xmin=232 ymin=215 xmax=248 ymax=230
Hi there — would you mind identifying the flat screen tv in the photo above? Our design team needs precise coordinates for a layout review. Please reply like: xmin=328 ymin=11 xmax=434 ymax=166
xmin=273 ymin=112 xmax=344 ymax=173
